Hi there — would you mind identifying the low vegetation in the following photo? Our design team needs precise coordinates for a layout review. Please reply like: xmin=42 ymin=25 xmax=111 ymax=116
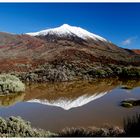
xmin=0 ymin=116 xmax=56 ymax=137
xmin=120 ymin=99 xmax=140 ymax=108
xmin=0 ymin=74 xmax=25 ymax=94
xmin=58 ymin=126 xmax=123 ymax=137
xmin=123 ymin=114 xmax=140 ymax=137
xmin=1 ymin=114 xmax=140 ymax=137
xmin=121 ymin=86 xmax=133 ymax=90
xmin=16 ymin=62 xmax=140 ymax=82
xmin=58 ymin=114 xmax=140 ymax=137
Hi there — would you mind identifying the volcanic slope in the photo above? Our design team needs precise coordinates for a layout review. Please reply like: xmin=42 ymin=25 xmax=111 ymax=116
xmin=0 ymin=24 xmax=140 ymax=81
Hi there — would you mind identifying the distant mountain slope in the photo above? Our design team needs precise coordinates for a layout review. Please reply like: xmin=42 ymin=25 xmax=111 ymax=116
xmin=0 ymin=24 xmax=140 ymax=81
xmin=132 ymin=49 xmax=140 ymax=55
xmin=27 ymin=24 xmax=139 ymax=62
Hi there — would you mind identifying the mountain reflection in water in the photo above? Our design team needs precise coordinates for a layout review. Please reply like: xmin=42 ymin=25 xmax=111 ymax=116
xmin=0 ymin=78 xmax=140 ymax=109
xmin=25 ymin=79 xmax=116 ymax=110
xmin=0 ymin=78 xmax=140 ymax=131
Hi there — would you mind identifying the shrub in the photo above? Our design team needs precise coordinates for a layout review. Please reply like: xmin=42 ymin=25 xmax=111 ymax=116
xmin=0 ymin=116 xmax=56 ymax=137
xmin=120 ymin=99 xmax=140 ymax=108
xmin=0 ymin=74 xmax=25 ymax=94
xmin=58 ymin=127 xmax=123 ymax=137
xmin=58 ymin=127 xmax=94 ymax=137
xmin=121 ymin=102 xmax=133 ymax=108
xmin=113 ymin=67 xmax=123 ymax=75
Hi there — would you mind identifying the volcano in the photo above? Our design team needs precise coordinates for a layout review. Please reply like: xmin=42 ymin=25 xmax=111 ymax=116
xmin=0 ymin=24 xmax=140 ymax=82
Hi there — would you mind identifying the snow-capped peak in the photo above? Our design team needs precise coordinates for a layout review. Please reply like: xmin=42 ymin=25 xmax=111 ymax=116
xmin=26 ymin=24 xmax=108 ymax=42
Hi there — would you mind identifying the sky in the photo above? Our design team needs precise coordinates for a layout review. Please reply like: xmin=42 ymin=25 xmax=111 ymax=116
xmin=0 ymin=3 xmax=140 ymax=49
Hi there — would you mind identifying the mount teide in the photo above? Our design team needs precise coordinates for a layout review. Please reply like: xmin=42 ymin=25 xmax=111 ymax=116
xmin=0 ymin=24 xmax=140 ymax=82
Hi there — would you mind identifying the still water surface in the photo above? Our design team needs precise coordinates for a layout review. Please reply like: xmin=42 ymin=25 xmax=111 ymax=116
xmin=0 ymin=78 xmax=140 ymax=132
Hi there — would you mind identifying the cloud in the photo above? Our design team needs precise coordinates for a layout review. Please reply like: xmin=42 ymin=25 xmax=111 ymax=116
xmin=121 ymin=36 xmax=138 ymax=46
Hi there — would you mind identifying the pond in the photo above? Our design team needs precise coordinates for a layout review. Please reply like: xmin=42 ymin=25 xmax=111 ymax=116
xmin=0 ymin=78 xmax=140 ymax=133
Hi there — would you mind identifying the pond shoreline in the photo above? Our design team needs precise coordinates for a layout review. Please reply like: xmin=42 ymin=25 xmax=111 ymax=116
xmin=0 ymin=114 xmax=140 ymax=137
xmin=0 ymin=77 xmax=140 ymax=136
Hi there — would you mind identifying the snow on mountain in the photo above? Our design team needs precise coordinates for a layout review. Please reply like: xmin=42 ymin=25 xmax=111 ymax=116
xmin=26 ymin=24 xmax=108 ymax=42
xmin=27 ymin=91 xmax=108 ymax=110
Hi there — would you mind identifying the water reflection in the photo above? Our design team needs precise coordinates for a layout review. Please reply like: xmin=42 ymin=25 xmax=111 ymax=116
xmin=24 ymin=79 xmax=116 ymax=110
xmin=24 ymin=78 xmax=140 ymax=110
xmin=0 ymin=78 xmax=140 ymax=109
xmin=28 ymin=92 xmax=108 ymax=110
xmin=120 ymin=79 xmax=140 ymax=90
xmin=0 ymin=93 xmax=25 ymax=107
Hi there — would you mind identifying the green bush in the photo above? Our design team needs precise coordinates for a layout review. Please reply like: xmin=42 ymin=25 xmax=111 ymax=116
xmin=121 ymin=102 xmax=133 ymax=108
xmin=0 ymin=74 xmax=25 ymax=94
xmin=0 ymin=116 xmax=56 ymax=137
xmin=120 ymin=99 xmax=140 ymax=108
xmin=58 ymin=127 xmax=123 ymax=137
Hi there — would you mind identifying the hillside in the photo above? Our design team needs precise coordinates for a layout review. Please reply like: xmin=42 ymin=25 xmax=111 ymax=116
xmin=132 ymin=49 xmax=140 ymax=55
xmin=0 ymin=24 xmax=140 ymax=82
